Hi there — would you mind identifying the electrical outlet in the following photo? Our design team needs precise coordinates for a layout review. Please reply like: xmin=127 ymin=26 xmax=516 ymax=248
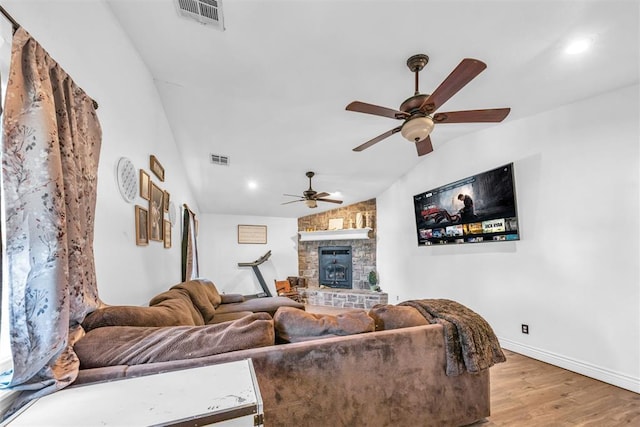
xmin=521 ymin=324 xmax=529 ymax=334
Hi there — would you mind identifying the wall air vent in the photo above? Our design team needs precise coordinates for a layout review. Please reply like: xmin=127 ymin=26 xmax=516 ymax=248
xmin=210 ymin=154 xmax=229 ymax=166
xmin=175 ymin=0 xmax=225 ymax=30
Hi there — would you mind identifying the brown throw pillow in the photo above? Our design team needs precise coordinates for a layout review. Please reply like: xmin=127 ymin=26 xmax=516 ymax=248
xmin=273 ymin=306 xmax=374 ymax=343
xmin=368 ymin=304 xmax=430 ymax=331
xmin=75 ymin=313 xmax=274 ymax=369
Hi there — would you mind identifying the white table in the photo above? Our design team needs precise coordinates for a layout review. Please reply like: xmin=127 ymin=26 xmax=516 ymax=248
xmin=8 ymin=359 xmax=263 ymax=426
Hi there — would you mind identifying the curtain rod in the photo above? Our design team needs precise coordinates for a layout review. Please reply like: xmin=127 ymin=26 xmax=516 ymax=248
xmin=0 ymin=5 xmax=99 ymax=110
xmin=0 ymin=5 xmax=18 ymax=33
xmin=183 ymin=203 xmax=196 ymax=216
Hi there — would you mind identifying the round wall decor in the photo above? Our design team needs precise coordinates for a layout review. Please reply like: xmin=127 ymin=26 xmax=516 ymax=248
xmin=116 ymin=157 xmax=137 ymax=203
xmin=168 ymin=201 xmax=178 ymax=226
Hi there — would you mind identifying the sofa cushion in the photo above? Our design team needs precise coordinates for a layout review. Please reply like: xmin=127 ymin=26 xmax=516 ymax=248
xmin=273 ymin=306 xmax=374 ymax=343
xmin=82 ymin=296 xmax=203 ymax=332
xmin=220 ymin=293 xmax=245 ymax=304
xmin=163 ymin=279 xmax=222 ymax=321
xmin=216 ymin=296 xmax=305 ymax=317
xmin=75 ymin=313 xmax=275 ymax=369
xmin=208 ymin=311 xmax=254 ymax=324
xmin=368 ymin=304 xmax=430 ymax=331
xmin=82 ymin=281 xmax=222 ymax=331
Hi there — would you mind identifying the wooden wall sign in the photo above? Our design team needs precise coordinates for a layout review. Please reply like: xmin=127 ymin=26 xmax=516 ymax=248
xmin=150 ymin=155 xmax=165 ymax=182
xmin=238 ymin=225 xmax=267 ymax=244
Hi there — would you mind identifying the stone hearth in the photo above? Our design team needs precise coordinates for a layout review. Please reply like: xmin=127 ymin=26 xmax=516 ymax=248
xmin=304 ymin=288 xmax=388 ymax=309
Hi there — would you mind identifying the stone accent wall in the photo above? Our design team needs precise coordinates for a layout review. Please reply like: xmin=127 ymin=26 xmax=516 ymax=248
xmin=304 ymin=288 xmax=388 ymax=309
xmin=298 ymin=199 xmax=376 ymax=290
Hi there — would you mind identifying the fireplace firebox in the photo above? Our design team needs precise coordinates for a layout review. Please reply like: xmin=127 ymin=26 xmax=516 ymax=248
xmin=318 ymin=246 xmax=352 ymax=289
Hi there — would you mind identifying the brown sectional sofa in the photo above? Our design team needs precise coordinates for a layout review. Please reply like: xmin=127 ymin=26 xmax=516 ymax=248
xmin=74 ymin=279 xmax=498 ymax=426
xmin=82 ymin=278 xmax=305 ymax=330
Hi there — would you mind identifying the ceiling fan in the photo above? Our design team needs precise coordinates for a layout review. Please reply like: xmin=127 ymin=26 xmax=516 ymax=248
xmin=346 ymin=54 xmax=510 ymax=156
xmin=282 ymin=171 xmax=343 ymax=208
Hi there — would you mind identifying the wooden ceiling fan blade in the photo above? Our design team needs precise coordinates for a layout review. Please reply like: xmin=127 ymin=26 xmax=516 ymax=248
xmin=313 ymin=192 xmax=330 ymax=199
xmin=415 ymin=135 xmax=434 ymax=156
xmin=419 ymin=58 xmax=487 ymax=114
xmin=353 ymin=126 xmax=402 ymax=152
xmin=346 ymin=101 xmax=408 ymax=120
xmin=281 ymin=199 xmax=303 ymax=205
xmin=316 ymin=198 xmax=343 ymax=204
xmin=433 ymin=108 xmax=511 ymax=123
xmin=283 ymin=193 xmax=303 ymax=198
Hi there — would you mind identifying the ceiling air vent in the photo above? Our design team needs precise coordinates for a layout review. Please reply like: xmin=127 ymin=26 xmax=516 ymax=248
xmin=175 ymin=0 xmax=225 ymax=30
xmin=210 ymin=154 xmax=229 ymax=166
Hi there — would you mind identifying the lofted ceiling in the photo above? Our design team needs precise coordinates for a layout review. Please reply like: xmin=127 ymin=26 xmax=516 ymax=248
xmin=106 ymin=0 xmax=638 ymax=218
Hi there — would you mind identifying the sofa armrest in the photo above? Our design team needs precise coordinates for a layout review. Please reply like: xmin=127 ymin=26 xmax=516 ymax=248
xmin=220 ymin=294 xmax=245 ymax=304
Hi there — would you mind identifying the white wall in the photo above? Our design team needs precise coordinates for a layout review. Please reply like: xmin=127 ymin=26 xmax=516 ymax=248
xmin=377 ymin=84 xmax=640 ymax=392
xmin=4 ymin=1 xmax=200 ymax=305
xmin=197 ymin=214 xmax=299 ymax=296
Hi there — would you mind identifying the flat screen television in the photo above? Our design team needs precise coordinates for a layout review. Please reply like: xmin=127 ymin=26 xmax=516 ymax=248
xmin=413 ymin=163 xmax=519 ymax=246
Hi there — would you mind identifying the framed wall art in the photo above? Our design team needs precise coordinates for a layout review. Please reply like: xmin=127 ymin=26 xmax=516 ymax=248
xmin=139 ymin=169 xmax=150 ymax=200
xmin=135 ymin=205 xmax=149 ymax=246
xmin=150 ymin=155 xmax=165 ymax=182
xmin=238 ymin=224 xmax=267 ymax=244
xmin=163 ymin=219 xmax=171 ymax=248
xmin=164 ymin=190 xmax=170 ymax=212
xmin=328 ymin=218 xmax=344 ymax=230
xmin=149 ymin=181 xmax=165 ymax=241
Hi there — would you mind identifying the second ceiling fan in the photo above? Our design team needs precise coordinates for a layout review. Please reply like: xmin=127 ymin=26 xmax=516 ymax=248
xmin=282 ymin=171 xmax=343 ymax=209
xmin=346 ymin=54 xmax=510 ymax=156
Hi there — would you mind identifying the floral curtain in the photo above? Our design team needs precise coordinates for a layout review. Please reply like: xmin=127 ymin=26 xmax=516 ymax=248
xmin=181 ymin=206 xmax=199 ymax=281
xmin=0 ymin=27 xmax=102 ymax=409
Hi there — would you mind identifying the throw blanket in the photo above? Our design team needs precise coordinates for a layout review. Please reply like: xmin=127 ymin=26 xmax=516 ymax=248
xmin=399 ymin=299 xmax=505 ymax=376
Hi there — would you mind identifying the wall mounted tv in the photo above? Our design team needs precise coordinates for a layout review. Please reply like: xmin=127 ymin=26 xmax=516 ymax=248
xmin=413 ymin=163 xmax=519 ymax=246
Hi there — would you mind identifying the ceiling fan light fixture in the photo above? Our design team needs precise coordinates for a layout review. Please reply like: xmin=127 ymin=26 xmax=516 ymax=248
xmin=401 ymin=116 xmax=434 ymax=143
xmin=305 ymin=199 xmax=318 ymax=208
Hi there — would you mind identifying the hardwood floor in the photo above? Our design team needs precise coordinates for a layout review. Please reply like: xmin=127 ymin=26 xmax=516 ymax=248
xmin=470 ymin=349 xmax=640 ymax=426
xmin=306 ymin=306 xmax=640 ymax=426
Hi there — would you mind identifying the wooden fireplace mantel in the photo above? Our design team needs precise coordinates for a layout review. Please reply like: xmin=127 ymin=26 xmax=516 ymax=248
xmin=298 ymin=227 xmax=372 ymax=242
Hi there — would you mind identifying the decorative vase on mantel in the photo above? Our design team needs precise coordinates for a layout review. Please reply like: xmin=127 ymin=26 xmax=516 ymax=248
xmin=356 ymin=212 xmax=364 ymax=229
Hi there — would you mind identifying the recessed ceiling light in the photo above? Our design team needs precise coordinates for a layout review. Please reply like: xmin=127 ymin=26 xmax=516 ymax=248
xmin=565 ymin=38 xmax=592 ymax=55
xmin=247 ymin=180 xmax=258 ymax=190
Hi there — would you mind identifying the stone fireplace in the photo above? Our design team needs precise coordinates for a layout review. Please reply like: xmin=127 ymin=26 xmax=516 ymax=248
xmin=297 ymin=199 xmax=388 ymax=309
xmin=298 ymin=199 xmax=377 ymax=290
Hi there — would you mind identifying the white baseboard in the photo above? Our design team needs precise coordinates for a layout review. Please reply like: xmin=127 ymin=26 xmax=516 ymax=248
xmin=499 ymin=337 xmax=640 ymax=394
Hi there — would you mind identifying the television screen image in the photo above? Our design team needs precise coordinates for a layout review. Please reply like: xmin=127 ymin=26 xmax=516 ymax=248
xmin=446 ymin=224 xmax=464 ymax=237
xmin=414 ymin=163 xmax=519 ymax=246
xmin=482 ymin=218 xmax=505 ymax=233
xmin=463 ymin=222 xmax=483 ymax=235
